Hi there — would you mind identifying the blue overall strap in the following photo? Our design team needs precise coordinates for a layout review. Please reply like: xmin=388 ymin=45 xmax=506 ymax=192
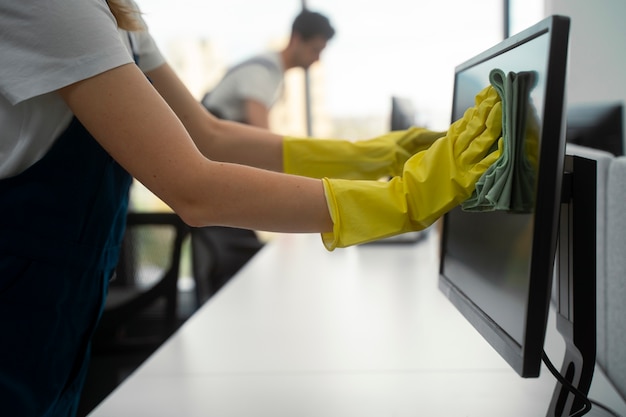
xmin=201 ymin=55 xmax=281 ymax=121
xmin=224 ymin=55 xmax=281 ymax=76
xmin=0 ymin=37 xmax=138 ymax=417
xmin=0 ymin=117 xmax=132 ymax=417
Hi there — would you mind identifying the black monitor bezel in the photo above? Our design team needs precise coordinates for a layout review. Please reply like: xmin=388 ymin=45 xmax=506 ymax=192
xmin=438 ymin=15 xmax=571 ymax=377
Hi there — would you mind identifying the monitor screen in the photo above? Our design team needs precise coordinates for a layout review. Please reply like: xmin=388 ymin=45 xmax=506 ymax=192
xmin=566 ymin=101 xmax=624 ymax=156
xmin=390 ymin=96 xmax=417 ymax=131
xmin=438 ymin=15 xmax=570 ymax=378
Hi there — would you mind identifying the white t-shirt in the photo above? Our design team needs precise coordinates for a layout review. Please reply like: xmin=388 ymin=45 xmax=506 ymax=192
xmin=0 ymin=0 xmax=165 ymax=179
xmin=202 ymin=51 xmax=284 ymax=122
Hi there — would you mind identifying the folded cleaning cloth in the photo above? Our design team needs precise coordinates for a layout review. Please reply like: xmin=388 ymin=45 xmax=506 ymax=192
xmin=462 ymin=68 xmax=539 ymax=212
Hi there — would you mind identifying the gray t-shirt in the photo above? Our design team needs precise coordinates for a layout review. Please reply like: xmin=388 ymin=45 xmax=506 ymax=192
xmin=0 ymin=0 xmax=165 ymax=179
xmin=202 ymin=51 xmax=284 ymax=122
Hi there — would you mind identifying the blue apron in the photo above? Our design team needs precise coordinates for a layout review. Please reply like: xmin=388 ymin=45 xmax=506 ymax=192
xmin=0 ymin=114 xmax=132 ymax=414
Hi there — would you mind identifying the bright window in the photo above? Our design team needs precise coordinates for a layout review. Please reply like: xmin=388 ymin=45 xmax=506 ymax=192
xmin=135 ymin=0 xmax=504 ymax=139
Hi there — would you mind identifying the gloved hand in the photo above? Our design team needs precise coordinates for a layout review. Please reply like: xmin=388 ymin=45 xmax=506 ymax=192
xmin=462 ymin=69 xmax=538 ymax=213
xmin=321 ymin=85 xmax=503 ymax=250
xmin=283 ymin=127 xmax=446 ymax=180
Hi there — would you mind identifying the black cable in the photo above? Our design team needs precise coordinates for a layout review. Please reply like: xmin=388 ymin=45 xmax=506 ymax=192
xmin=542 ymin=351 xmax=592 ymax=417
xmin=542 ymin=350 xmax=624 ymax=417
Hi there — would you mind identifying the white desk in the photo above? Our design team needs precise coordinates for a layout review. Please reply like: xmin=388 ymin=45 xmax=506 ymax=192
xmin=89 ymin=231 xmax=626 ymax=417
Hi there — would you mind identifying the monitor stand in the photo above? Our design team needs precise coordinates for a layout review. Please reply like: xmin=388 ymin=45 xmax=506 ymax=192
xmin=547 ymin=155 xmax=597 ymax=417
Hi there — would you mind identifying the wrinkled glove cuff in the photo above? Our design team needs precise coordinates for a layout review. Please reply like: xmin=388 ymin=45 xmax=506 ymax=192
xmin=321 ymin=177 xmax=340 ymax=251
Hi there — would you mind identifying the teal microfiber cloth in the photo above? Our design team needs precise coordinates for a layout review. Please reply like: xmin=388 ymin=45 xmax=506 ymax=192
xmin=462 ymin=68 xmax=539 ymax=213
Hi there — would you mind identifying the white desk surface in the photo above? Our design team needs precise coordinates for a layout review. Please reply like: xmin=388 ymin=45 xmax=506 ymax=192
xmin=89 ymin=231 xmax=626 ymax=417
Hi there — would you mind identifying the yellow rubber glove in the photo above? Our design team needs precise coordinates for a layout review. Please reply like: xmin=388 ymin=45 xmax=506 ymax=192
xmin=321 ymin=85 xmax=503 ymax=250
xmin=283 ymin=127 xmax=446 ymax=180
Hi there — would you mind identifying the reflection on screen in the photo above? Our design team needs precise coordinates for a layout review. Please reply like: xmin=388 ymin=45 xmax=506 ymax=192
xmin=442 ymin=32 xmax=550 ymax=346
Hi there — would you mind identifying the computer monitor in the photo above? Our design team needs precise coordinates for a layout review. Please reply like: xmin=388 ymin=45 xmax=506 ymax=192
xmin=438 ymin=16 xmax=570 ymax=377
xmin=439 ymin=15 xmax=600 ymax=416
xmin=390 ymin=96 xmax=416 ymax=131
xmin=566 ymin=101 xmax=624 ymax=156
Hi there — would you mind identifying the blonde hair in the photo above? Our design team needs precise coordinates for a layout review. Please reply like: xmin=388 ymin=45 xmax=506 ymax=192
xmin=107 ymin=0 xmax=144 ymax=31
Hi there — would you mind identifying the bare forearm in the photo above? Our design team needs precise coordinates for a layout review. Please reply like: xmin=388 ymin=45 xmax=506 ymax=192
xmin=199 ymin=119 xmax=285 ymax=172
xmin=60 ymin=64 xmax=330 ymax=233
xmin=181 ymin=160 xmax=332 ymax=232
xmin=146 ymin=63 xmax=285 ymax=172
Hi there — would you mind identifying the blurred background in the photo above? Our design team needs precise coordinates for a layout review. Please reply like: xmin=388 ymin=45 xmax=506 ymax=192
xmin=134 ymin=0 xmax=543 ymax=138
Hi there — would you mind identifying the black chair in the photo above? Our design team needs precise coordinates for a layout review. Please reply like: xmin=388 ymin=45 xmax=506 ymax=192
xmin=191 ymin=226 xmax=264 ymax=304
xmin=94 ymin=211 xmax=190 ymax=349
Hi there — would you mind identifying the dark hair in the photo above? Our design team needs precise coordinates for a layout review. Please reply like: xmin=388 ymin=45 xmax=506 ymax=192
xmin=292 ymin=10 xmax=335 ymax=41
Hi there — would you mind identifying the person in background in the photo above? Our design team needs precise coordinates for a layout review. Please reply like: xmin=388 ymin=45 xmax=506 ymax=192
xmin=0 ymin=1 xmax=502 ymax=416
xmin=195 ymin=9 xmax=336 ymax=295
xmin=202 ymin=9 xmax=335 ymax=127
